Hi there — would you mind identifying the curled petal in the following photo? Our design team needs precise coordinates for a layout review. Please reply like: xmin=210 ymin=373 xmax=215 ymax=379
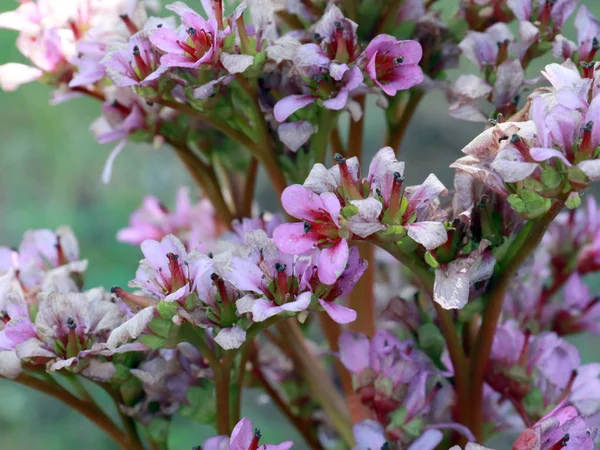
xmin=319 ymin=299 xmax=356 ymax=324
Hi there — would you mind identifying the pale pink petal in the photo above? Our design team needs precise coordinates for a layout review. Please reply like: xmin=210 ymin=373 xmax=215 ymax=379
xmin=434 ymin=265 xmax=470 ymax=309
xmin=274 ymin=95 xmax=316 ymax=122
xmin=347 ymin=198 xmax=385 ymax=238
xmin=280 ymin=185 xmax=323 ymax=221
xmin=214 ymin=326 xmax=246 ymax=350
xmin=273 ymin=223 xmax=318 ymax=255
xmin=578 ymin=160 xmax=600 ymax=181
xmin=406 ymin=430 xmax=444 ymax=450
xmin=407 ymin=221 xmax=448 ymax=250
xmin=318 ymin=239 xmax=349 ymax=285
xmin=280 ymin=291 xmax=312 ymax=312
xmin=529 ymin=147 xmax=572 ymax=166
xmin=318 ymin=299 xmax=356 ymax=324
xmin=101 ymin=140 xmax=127 ymax=184
xmin=338 ymin=331 xmax=370 ymax=374
xmin=230 ymin=417 xmax=253 ymax=449
xmin=0 ymin=63 xmax=42 ymax=91
xmin=278 ymin=121 xmax=315 ymax=152
xmin=220 ymin=53 xmax=254 ymax=74
xmin=251 ymin=298 xmax=283 ymax=321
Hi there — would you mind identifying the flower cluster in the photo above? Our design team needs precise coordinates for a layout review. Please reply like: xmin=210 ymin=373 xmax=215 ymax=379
xmin=0 ymin=227 xmax=134 ymax=381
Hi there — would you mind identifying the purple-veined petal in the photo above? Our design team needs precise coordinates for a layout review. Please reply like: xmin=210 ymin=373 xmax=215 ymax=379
xmin=214 ymin=326 xmax=246 ymax=350
xmin=407 ymin=221 xmax=448 ymax=250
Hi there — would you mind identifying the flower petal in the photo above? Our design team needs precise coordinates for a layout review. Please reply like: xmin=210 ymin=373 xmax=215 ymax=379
xmin=319 ymin=299 xmax=356 ymax=324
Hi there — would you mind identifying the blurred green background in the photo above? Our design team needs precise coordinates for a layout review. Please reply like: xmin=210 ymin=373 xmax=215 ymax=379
xmin=0 ymin=0 xmax=598 ymax=448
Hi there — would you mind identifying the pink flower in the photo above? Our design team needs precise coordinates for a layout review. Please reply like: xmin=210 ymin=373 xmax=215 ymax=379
xmin=273 ymin=185 xmax=347 ymax=285
xmin=574 ymin=5 xmax=600 ymax=63
xmin=273 ymin=65 xmax=364 ymax=122
xmin=487 ymin=321 xmax=581 ymax=410
xmin=16 ymin=290 xmax=126 ymax=380
xmin=149 ymin=2 xmax=222 ymax=69
xmin=313 ymin=5 xmax=360 ymax=63
xmin=201 ymin=417 xmax=293 ymax=450
xmin=513 ymin=406 xmax=597 ymax=450
xmin=459 ymin=23 xmax=513 ymax=69
xmin=117 ymin=187 xmax=219 ymax=251
xmin=129 ymin=234 xmax=211 ymax=302
xmin=362 ymin=34 xmax=424 ymax=96
xmin=103 ymin=28 xmax=167 ymax=87
xmin=0 ymin=293 xmax=36 ymax=351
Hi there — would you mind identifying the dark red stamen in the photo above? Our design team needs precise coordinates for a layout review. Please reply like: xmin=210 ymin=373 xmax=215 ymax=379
xmin=119 ymin=14 xmax=139 ymax=35
xmin=518 ymin=328 xmax=532 ymax=367
xmin=133 ymin=45 xmax=150 ymax=79
xmin=111 ymin=286 xmax=156 ymax=308
xmin=167 ymin=253 xmax=186 ymax=290
xmin=212 ymin=274 xmax=230 ymax=305
xmin=1 ymin=310 xmax=10 ymax=324
xmin=248 ymin=429 xmax=261 ymax=450
xmin=68 ymin=20 xmax=82 ymax=40
xmin=177 ymin=40 xmax=198 ymax=59
xmin=275 ymin=263 xmax=288 ymax=299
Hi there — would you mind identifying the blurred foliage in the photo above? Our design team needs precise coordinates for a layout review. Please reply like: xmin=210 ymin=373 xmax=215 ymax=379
xmin=0 ymin=0 xmax=598 ymax=448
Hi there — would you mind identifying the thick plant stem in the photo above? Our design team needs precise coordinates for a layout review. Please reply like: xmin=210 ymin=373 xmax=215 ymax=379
xmin=216 ymin=362 xmax=232 ymax=435
xmin=15 ymin=373 xmax=130 ymax=449
xmin=251 ymin=353 xmax=325 ymax=450
xmin=468 ymin=201 xmax=565 ymax=441
xmin=348 ymin=243 xmax=376 ymax=338
xmin=277 ymin=320 xmax=355 ymax=447
xmin=386 ymin=90 xmax=424 ymax=155
xmin=374 ymin=240 xmax=470 ymax=427
xmin=169 ymin=143 xmax=235 ymax=227
xmin=241 ymin=158 xmax=259 ymax=218
xmin=347 ymin=95 xmax=366 ymax=159
xmin=319 ymin=312 xmax=369 ymax=424
xmin=312 ymin=111 xmax=336 ymax=164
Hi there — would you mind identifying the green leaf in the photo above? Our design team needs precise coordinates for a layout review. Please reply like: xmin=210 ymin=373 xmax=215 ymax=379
xmin=402 ymin=418 xmax=424 ymax=439
xmin=149 ymin=317 xmax=173 ymax=338
xmin=523 ymin=387 xmax=544 ymax=417
xmin=179 ymin=383 xmax=217 ymax=425
xmin=140 ymin=334 xmax=166 ymax=349
xmin=119 ymin=378 xmax=143 ymax=405
xmin=424 ymin=251 xmax=439 ymax=269
xmin=388 ymin=407 xmax=408 ymax=429
xmin=566 ymin=192 xmax=581 ymax=209
xmin=541 ymin=167 xmax=562 ymax=189
xmin=148 ymin=418 xmax=171 ymax=444
xmin=157 ymin=300 xmax=179 ymax=319
xmin=417 ymin=323 xmax=445 ymax=362
xmin=458 ymin=297 xmax=486 ymax=322
xmin=341 ymin=204 xmax=359 ymax=219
